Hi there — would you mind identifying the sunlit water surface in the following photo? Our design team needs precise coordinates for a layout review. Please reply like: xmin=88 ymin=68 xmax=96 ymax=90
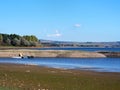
xmin=0 ymin=57 xmax=120 ymax=72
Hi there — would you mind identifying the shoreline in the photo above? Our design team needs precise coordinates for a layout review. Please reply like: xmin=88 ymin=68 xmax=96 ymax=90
xmin=0 ymin=63 xmax=120 ymax=74
xmin=1 ymin=63 xmax=120 ymax=78
xmin=0 ymin=49 xmax=106 ymax=58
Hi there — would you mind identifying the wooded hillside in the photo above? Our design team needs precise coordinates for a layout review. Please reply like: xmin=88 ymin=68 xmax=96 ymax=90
xmin=0 ymin=33 xmax=40 ymax=47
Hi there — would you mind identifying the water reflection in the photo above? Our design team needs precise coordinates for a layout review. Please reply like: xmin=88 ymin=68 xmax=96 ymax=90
xmin=0 ymin=57 xmax=120 ymax=72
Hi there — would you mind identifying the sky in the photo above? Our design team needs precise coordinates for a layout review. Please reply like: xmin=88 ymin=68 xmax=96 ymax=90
xmin=0 ymin=0 xmax=120 ymax=42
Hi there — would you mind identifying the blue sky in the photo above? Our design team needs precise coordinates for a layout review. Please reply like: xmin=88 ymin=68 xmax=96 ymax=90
xmin=0 ymin=0 xmax=120 ymax=42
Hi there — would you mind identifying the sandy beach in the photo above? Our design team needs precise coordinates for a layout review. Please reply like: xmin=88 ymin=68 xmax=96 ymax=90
xmin=0 ymin=49 xmax=106 ymax=58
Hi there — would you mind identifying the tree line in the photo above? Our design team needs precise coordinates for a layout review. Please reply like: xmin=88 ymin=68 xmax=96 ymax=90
xmin=0 ymin=33 xmax=40 ymax=47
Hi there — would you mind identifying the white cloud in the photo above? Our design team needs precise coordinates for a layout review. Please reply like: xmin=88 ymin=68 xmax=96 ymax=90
xmin=47 ymin=30 xmax=62 ymax=37
xmin=74 ymin=24 xmax=81 ymax=28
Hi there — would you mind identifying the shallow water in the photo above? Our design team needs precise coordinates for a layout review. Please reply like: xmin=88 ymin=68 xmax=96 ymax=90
xmin=0 ymin=57 xmax=120 ymax=72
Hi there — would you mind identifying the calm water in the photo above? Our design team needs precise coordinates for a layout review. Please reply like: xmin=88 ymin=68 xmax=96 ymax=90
xmin=0 ymin=57 xmax=120 ymax=72
xmin=36 ymin=47 xmax=120 ymax=52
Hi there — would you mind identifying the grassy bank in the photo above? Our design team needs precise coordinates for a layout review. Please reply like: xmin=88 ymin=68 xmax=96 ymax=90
xmin=0 ymin=64 xmax=120 ymax=90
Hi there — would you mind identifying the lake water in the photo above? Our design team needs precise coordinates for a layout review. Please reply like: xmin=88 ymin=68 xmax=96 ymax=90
xmin=36 ymin=47 xmax=120 ymax=52
xmin=0 ymin=57 xmax=120 ymax=72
